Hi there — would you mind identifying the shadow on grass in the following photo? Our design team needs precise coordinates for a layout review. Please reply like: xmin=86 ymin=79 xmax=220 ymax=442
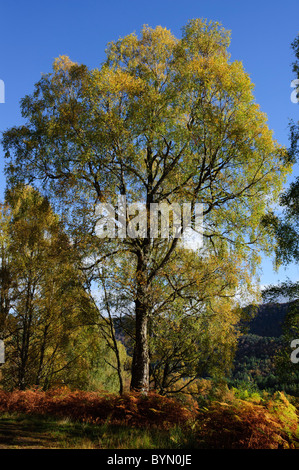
xmin=0 ymin=413 xmax=198 ymax=449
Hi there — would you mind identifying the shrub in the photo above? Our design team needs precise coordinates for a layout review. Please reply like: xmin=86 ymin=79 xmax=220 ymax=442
xmin=0 ymin=388 xmax=197 ymax=430
xmin=195 ymin=396 xmax=298 ymax=449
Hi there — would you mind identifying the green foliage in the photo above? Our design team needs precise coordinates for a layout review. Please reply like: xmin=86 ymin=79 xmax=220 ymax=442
xmin=1 ymin=18 xmax=291 ymax=391
xmin=0 ymin=185 xmax=128 ymax=392
xmin=149 ymin=300 xmax=240 ymax=394
xmin=61 ymin=326 xmax=130 ymax=393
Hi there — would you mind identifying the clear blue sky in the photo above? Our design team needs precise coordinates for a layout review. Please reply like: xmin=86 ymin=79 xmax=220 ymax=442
xmin=0 ymin=0 xmax=298 ymax=287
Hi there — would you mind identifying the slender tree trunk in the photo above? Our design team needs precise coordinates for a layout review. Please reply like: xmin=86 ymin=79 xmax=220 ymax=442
xmin=130 ymin=251 xmax=150 ymax=392
xmin=106 ymin=297 xmax=124 ymax=395
xmin=130 ymin=299 xmax=149 ymax=391
xmin=35 ymin=323 xmax=49 ymax=386
xmin=19 ymin=279 xmax=34 ymax=390
xmin=130 ymin=157 xmax=153 ymax=392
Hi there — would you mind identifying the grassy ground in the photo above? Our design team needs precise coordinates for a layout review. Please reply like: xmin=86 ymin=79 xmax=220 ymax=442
xmin=0 ymin=413 xmax=194 ymax=449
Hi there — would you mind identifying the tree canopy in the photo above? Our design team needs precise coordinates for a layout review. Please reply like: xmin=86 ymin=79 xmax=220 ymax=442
xmin=1 ymin=19 xmax=291 ymax=391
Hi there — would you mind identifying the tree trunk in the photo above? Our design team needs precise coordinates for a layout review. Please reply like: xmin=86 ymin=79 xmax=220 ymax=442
xmin=130 ymin=251 xmax=150 ymax=392
xmin=130 ymin=301 xmax=149 ymax=391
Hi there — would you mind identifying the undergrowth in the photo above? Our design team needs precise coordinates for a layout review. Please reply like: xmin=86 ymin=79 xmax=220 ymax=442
xmin=0 ymin=387 xmax=297 ymax=449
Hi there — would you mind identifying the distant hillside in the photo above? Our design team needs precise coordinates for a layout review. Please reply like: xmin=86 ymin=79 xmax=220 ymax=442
xmin=231 ymin=300 xmax=299 ymax=395
xmin=240 ymin=301 xmax=297 ymax=337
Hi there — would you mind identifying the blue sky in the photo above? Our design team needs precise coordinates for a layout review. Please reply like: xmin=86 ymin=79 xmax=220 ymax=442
xmin=0 ymin=0 xmax=298 ymax=287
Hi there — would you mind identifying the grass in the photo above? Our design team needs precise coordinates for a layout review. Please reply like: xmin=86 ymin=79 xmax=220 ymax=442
xmin=0 ymin=412 xmax=196 ymax=449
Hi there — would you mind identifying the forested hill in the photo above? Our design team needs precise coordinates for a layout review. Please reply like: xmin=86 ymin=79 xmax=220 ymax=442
xmin=241 ymin=301 xmax=296 ymax=337
xmin=232 ymin=300 xmax=299 ymax=395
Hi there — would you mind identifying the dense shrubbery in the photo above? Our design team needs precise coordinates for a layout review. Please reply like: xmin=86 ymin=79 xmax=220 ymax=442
xmin=0 ymin=387 xmax=297 ymax=448
xmin=195 ymin=390 xmax=299 ymax=449
xmin=0 ymin=388 xmax=196 ymax=430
